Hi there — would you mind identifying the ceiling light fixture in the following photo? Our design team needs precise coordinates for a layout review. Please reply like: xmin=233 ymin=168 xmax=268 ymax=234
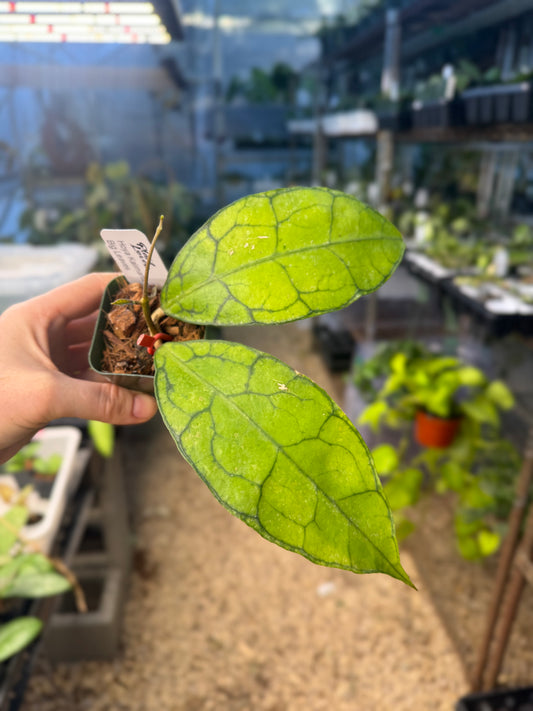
xmin=0 ymin=0 xmax=171 ymax=43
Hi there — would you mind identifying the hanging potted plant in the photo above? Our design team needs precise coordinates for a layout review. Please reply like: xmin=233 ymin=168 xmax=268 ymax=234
xmin=359 ymin=351 xmax=515 ymax=449
xmin=89 ymin=185 xmax=415 ymax=587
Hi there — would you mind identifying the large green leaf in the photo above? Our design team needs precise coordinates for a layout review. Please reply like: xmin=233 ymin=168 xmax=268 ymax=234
xmin=155 ymin=340 xmax=412 ymax=586
xmin=161 ymin=186 xmax=404 ymax=325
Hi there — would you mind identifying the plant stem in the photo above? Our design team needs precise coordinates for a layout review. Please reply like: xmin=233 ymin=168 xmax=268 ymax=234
xmin=142 ymin=215 xmax=164 ymax=336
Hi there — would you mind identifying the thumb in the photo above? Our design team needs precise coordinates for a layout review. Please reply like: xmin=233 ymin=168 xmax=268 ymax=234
xmin=54 ymin=375 xmax=158 ymax=425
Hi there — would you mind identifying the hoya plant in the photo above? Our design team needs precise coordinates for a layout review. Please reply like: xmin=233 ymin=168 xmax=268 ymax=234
xmin=100 ymin=186 xmax=412 ymax=586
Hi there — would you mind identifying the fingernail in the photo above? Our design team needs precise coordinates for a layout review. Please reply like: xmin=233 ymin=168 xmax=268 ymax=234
xmin=133 ymin=394 xmax=157 ymax=420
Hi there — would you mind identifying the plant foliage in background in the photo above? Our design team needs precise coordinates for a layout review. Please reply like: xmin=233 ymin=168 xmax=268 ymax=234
xmin=2 ymin=442 xmax=61 ymax=478
xmin=0 ymin=502 xmax=71 ymax=663
xmin=20 ymin=161 xmax=195 ymax=254
xmin=149 ymin=185 xmax=412 ymax=585
xmin=358 ymin=345 xmax=519 ymax=559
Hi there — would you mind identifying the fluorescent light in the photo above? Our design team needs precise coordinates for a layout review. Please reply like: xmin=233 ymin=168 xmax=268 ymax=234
xmin=0 ymin=1 xmax=156 ymax=14
xmin=119 ymin=13 xmax=159 ymax=25
xmin=35 ymin=13 xmax=94 ymax=24
xmin=14 ymin=2 xmax=82 ymax=11
xmin=81 ymin=2 xmax=107 ymax=11
xmin=108 ymin=3 xmax=154 ymax=14
xmin=1 ymin=13 xmax=32 ymax=22
xmin=0 ymin=0 xmax=170 ymax=44
xmin=0 ymin=23 xmax=170 ymax=43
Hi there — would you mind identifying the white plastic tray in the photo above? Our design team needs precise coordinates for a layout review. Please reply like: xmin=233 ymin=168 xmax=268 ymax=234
xmin=0 ymin=426 xmax=82 ymax=554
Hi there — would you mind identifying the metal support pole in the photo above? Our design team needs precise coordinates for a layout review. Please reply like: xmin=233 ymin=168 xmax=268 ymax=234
xmin=471 ymin=429 xmax=533 ymax=691
xmin=212 ymin=0 xmax=224 ymax=207
xmin=381 ymin=8 xmax=401 ymax=102
xmin=483 ymin=498 xmax=533 ymax=689
xmin=375 ymin=8 xmax=400 ymax=210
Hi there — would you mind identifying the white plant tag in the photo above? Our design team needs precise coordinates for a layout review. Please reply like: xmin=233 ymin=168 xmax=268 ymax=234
xmin=100 ymin=229 xmax=168 ymax=287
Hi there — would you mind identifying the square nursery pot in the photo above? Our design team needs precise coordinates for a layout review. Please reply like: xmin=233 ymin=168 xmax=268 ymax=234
xmin=89 ymin=276 xmax=155 ymax=394
xmin=377 ymin=107 xmax=412 ymax=131
xmin=0 ymin=426 xmax=82 ymax=554
xmin=89 ymin=276 xmax=209 ymax=395
xmin=312 ymin=322 xmax=356 ymax=373
xmin=455 ymin=685 xmax=533 ymax=711
xmin=411 ymin=99 xmax=464 ymax=129
xmin=462 ymin=83 xmax=533 ymax=125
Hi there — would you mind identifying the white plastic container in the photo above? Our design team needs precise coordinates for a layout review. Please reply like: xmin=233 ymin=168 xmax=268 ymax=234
xmin=0 ymin=426 xmax=82 ymax=554
xmin=0 ymin=243 xmax=98 ymax=312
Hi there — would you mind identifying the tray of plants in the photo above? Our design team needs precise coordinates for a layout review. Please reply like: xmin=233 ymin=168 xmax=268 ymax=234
xmin=0 ymin=426 xmax=82 ymax=554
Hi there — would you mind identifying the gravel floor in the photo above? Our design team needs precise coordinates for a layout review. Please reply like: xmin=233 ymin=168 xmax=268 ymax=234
xmin=20 ymin=322 xmax=532 ymax=710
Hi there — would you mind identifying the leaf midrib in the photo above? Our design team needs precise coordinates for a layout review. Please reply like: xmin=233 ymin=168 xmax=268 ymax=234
xmin=164 ymin=231 xmax=403 ymax=308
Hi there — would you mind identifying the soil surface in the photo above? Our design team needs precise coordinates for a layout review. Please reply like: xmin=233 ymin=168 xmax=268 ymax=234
xmin=101 ymin=282 xmax=204 ymax=375
xmin=21 ymin=322 xmax=533 ymax=710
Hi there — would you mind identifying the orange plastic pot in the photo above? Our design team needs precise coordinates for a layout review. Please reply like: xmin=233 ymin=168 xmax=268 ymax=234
xmin=414 ymin=410 xmax=461 ymax=449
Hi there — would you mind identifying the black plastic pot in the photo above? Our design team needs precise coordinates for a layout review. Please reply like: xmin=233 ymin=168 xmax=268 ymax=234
xmin=411 ymin=98 xmax=464 ymax=129
xmin=312 ymin=323 xmax=356 ymax=373
xmin=456 ymin=685 xmax=533 ymax=711
xmin=377 ymin=107 xmax=412 ymax=132
xmin=462 ymin=83 xmax=533 ymax=125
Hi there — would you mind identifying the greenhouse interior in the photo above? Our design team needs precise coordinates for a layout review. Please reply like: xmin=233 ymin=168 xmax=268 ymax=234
xmin=1 ymin=0 xmax=533 ymax=709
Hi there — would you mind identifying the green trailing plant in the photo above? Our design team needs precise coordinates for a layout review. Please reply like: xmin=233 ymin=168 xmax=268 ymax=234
xmin=358 ymin=349 xmax=518 ymax=559
xmin=361 ymin=350 xmax=514 ymax=425
xmin=352 ymin=340 xmax=429 ymax=402
xmin=102 ymin=186 xmax=412 ymax=586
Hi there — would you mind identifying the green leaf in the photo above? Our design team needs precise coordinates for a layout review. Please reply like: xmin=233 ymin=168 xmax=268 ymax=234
xmin=477 ymin=529 xmax=500 ymax=557
xmin=88 ymin=420 xmax=115 ymax=458
xmin=456 ymin=366 xmax=486 ymax=387
xmin=486 ymin=380 xmax=514 ymax=410
xmin=394 ymin=517 xmax=416 ymax=542
xmin=0 ymin=553 xmax=70 ymax=599
xmin=161 ymin=187 xmax=404 ymax=326
xmin=0 ymin=618 xmax=42 ymax=663
xmin=371 ymin=444 xmax=399 ymax=476
xmin=0 ymin=553 xmax=46 ymax=594
xmin=33 ymin=453 xmax=61 ymax=476
xmin=0 ymin=506 xmax=29 ymax=556
xmin=1 ymin=571 xmax=71 ymax=599
xmin=358 ymin=400 xmax=387 ymax=432
xmin=461 ymin=394 xmax=499 ymax=427
xmin=384 ymin=468 xmax=424 ymax=510
xmin=155 ymin=340 xmax=412 ymax=586
xmin=438 ymin=461 xmax=468 ymax=493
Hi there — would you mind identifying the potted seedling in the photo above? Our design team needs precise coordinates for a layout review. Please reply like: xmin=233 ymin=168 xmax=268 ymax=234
xmin=90 ymin=185 xmax=413 ymax=586
xmin=360 ymin=351 xmax=515 ymax=448
xmin=0 ymin=427 xmax=82 ymax=555
xmin=358 ymin=348 xmax=519 ymax=559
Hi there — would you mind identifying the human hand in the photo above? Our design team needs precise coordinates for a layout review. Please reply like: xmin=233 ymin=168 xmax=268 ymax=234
xmin=0 ymin=272 xmax=158 ymax=463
